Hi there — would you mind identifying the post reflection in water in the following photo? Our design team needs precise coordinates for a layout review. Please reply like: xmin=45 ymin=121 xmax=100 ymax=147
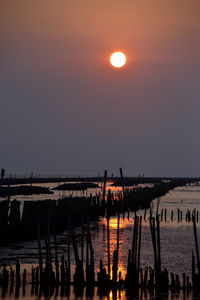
xmin=1 ymin=187 xmax=200 ymax=300
xmin=107 ymin=289 xmax=125 ymax=300
xmin=102 ymin=216 xmax=134 ymax=280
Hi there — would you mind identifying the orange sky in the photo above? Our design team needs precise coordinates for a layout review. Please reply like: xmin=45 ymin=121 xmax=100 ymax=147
xmin=1 ymin=1 xmax=200 ymax=176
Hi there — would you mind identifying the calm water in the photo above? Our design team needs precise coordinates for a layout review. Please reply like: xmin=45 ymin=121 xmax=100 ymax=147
xmin=1 ymin=183 xmax=200 ymax=299
xmin=1 ymin=285 xmax=198 ymax=300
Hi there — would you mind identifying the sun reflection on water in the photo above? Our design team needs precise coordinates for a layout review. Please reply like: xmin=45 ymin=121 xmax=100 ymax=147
xmin=108 ymin=289 xmax=126 ymax=300
xmin=103 ymin=217 xmax=134 ymax=230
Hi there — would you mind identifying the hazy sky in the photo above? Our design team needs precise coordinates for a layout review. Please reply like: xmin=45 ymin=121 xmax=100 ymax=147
xmin=1 ymin=0 xmax=200 ymax=177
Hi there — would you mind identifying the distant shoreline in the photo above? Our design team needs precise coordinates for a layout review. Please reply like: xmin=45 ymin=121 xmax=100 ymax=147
xmin=0 ymin=176 xmax=198 ymax=186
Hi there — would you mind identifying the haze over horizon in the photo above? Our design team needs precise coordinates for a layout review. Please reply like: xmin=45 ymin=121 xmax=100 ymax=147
xmin=1 ymin=1 xmax=200 ymax=177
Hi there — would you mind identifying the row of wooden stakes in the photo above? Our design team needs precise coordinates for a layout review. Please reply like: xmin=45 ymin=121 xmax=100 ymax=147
xmin=1 ymin=212 xmax=200 ymax=297
xmin=143 ymin=207 xmax=200 ymax=223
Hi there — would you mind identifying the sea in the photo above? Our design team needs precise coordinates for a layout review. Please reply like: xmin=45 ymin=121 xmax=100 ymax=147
xmin=0 ymin=181 xmax=200 ymax=299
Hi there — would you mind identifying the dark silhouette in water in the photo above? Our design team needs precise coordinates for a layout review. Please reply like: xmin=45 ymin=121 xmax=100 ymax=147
xmin=0 ymin=185 xmax=52 ymax=197
xmin=0 ymin=175 xmax=199 ymax=298
xmin=0 ymin=179 xmax=192 ymax=244
xmin=0 ymin=169 xmax=5 ymax=186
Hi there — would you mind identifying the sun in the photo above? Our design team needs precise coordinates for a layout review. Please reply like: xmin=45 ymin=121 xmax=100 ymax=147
xmin=110 ymin=51 xmax=126 ymax=68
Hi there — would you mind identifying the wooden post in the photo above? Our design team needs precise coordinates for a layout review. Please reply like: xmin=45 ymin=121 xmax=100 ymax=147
xmin=137 ymin=216 xmax=142 ymax=278
xmin=37 ymin=217 xmax=43 ymax=285
xmin=54 ymin=217 xmax=59 ymax=284
xmin=134 ymin=217 xmax=139 ymax=267
xmin=107 ymin=209 xmax=110 ymax=280
xmin=81 ymin=216 xmax=84 ymax=265
xmin=156 ymin=215 xmax=161 ymax=274
xmin=156 ymin=198 xmax=160 ymax=216
xmin=120 ymin=168 xmax=125 ymax=197
xmin=86 ymin=218 xmax=89 ymax=268
xmin=150 ymin=217 xmax=158 ymax=273
xmin=71 ymin=227 xmax=80 ymax=265
xmin=67 ymin=231 xmax=71 ymax=284
xmin=103 ymin=170 xmax=107 ymax=201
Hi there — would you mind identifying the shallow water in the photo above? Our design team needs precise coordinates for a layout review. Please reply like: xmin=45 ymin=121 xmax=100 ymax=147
xmin=1 ymin=183 xmax=200 ymax=299
xmin=0 ymin=180 xmax=123 ymax=201
xmin=1 ymin=284 xmax=199 ymax=300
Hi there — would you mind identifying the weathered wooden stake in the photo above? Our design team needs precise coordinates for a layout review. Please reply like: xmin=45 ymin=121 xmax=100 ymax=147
xmin=120 ymin=168 xmax=125 ymax=197
xmin=103 ymin=170 xmax=107 ymax=201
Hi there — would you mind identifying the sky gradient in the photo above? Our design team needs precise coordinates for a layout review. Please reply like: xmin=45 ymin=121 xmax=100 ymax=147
xmin=1 ymin=0 xmax=200 ymax=177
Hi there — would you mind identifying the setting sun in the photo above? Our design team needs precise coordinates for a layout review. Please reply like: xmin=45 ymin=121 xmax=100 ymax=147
xmin=110 ymin=51 xmax=126 ymax=68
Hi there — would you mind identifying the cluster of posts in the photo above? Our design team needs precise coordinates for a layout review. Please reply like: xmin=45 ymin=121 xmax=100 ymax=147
xmin=1 ymin=209 xmax=200 ymax=298
xmin=0 ymin=175 xmax=199 ymax=297
xmin=0 ymin=177 xmax=189 ymax=244
xmin=157 ymin=208 xmax=199 ymax=223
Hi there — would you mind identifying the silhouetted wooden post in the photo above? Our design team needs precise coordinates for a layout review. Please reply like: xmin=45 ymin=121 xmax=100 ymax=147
xmin=81 ymin=216 xmax=84 ymax=265
xmin=150 ymin=217 xmax=158 ymax=273
xmin=16 ymin=261 xmax=21 ymax=285
xmin=1 ymin=168 xmax=5 ymax=186
xmin=156 ymin=215 xmax=161 ymax=274
xmin=144 ymin=209 xmax=146 ymax=221
xmin=23 ymin=269 xmax=26 ymax=286
xmin=120 ymin=168 xmax=125 ymax=197
xmin=116 ymin=210 xmax=120 ymax=281
xmin=54 ymin=217 xmax=59 ymax=284
xmin=134 ymin=216 xmax=139 ymax=266
xmin=71 ymin=227 xmax=80 ymax=265
xmin=156 ymin=198 xmax=160 ymax=215
xmin=103 ymin=170 xmax=107 ymax=201
xmin=67 ymin=218 xmax=71 ymax=284
xmin=37 ymin=217 xmax=43 ymax=284
xmin=137 ymin=216 xmax=142 ymax=279
xmin=161 ymin=209 xmax=163 ymax=221
xmin=86 ymin=219 xmax=89 ymax=268
xmin=86 ymin=215 xmax=95 ymax=285
xmin=183 ymin=273 xmax=186 ymax=289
